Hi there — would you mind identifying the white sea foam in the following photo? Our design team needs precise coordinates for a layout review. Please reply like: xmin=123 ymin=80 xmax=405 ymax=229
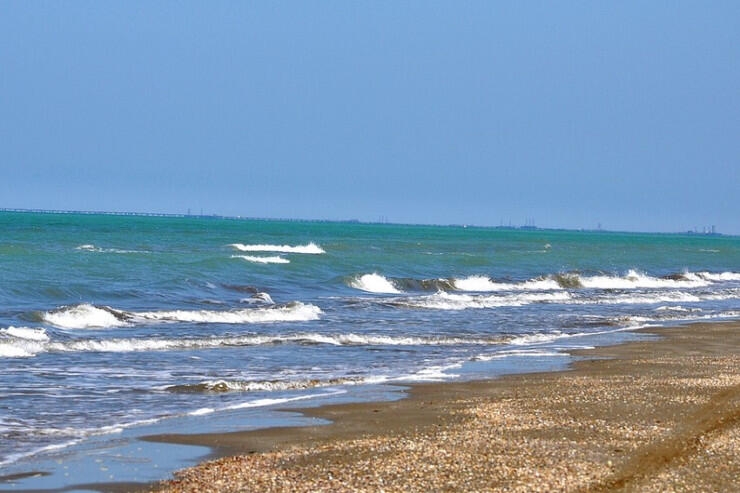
xmin=229 ymin=242 xmax=325 ymax=254
xmin=579 ymin=269 xmax=710 ymax=289
xmin=42 ymin=304 xmax=130 ymax=329
xmin=655 ymin=305 xmax=703 ymax=313
xmin=697 ymin=271 xmax=740 ymax=282
xmin=451 ymin=269 xmax=739 ymax=293
xmin=224 ymin=390 xmax=345 ymax=411
xmin=176 ymin=377 xmax=365 ymax=394
xmin=394 ymin=291 xmax=572 ymax=310
xmin=1 ymin=326 xmax=49 ymax=341
xmin=232 ymin=255 xmax=290 ymax=264
xmin=41 ymin=302 xmax=321 ymax=329
xmin=134 ymin=303 xmax=322 ymax=324
xmin=581 ymin=291 xmax=704 ymax=305
xmin=349 ymin=273 xmax=402 ymax=294
xmin=475 ymin=349 xmax=569 ymax=361
xmin=11 ymin=331 xmax=500 ymax=358
xmin=509 ymin=332 xmax=566 ymax=346
xmin=312 ymin=333 xmax=494 ymax=346
xmin=75 ymin=244 xmax=142 ymax=254
xmin=188 ymin=408 xmax=215 ymax=416
xmin=241 ymin=292 xmax=275 ymax=304
xmin=508 ymin=324 xmax=650 ymax=346
xmin=0 ymin=438 xmax=85 ymax=468
xmin=0 ymin=328 xmax=48 ymax=357
xmin=401 ymin=364 xmax=461 ymax=382
xmin=453 ymin=275 xmax=560 ymax=292
xmin=0 ymin=339 xmax=47 ymax=358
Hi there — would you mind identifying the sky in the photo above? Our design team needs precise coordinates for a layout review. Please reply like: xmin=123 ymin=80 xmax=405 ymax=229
xmin=1 ymin=1 xmax=738 ymax=234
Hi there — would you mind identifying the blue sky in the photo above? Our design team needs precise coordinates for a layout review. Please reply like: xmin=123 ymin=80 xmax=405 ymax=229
xmin=1 ymin=2 xmax=738 ymax=233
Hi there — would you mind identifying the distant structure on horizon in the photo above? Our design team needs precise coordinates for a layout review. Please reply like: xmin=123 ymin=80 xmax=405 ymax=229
xmin=687 ymin=225 xmax=719 ymax=236
xmin=520 ymin=217 xmax=537 ymax=230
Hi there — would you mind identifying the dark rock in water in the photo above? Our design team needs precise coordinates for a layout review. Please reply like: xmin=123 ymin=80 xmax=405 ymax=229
xmin=662 ymin=273 xmax=687 ymax=281
xmin=223 ymin=284 xmax=260 ymax=293
xmin=396 ymin=278 xmax=456 ymax=292
xmin=553 ymin=273 xmax=583 ymax=289
xmin=98 ymin=305 xmax=132 ymax=321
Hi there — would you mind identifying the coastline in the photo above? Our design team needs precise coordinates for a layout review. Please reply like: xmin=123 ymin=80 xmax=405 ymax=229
xmin=136 ymin=321 xmax=740 ymax=492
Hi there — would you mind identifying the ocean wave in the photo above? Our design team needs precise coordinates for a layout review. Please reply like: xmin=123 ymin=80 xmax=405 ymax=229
xmin=134 ymin=302 xmax=321 ymax=324
xmin=623 ymin=308 xmax=740 ymax=326
xmin=1 ymin=331 xmax=502 ymax=358
xmin=575 ymin=291 xmax=704 ymax=305
xmin=578 ymin=269 xmax=711 ymax=289
xmin=508 ymin=324 xmax=650 ymax=346
xmin=229 ymin=242 xmax=325 ymax=254
xmin=401 ymin=364 xmax=461 ymax=382
xmin=386 ymin=291 xmax=572 ymax=310
xmin=453 ymin=275 xmax=561 ymax=292
xmin=40 ymin=302 xmax=322 ymax=329
xmin=474 ymin=348 xmax=570 ymax=361
xmin=0 ymin=328 xmax=48 ymax=357
xmin=0 ymin=339 xmax=47 ymax=358
xmin=75 ymin=244 xmax=143 ymax=254
xmin=42 ymin=304 xmax=132 ymax=329
xmin=655 ymin=305 xmax=703 ymax=313
xmin=232 ymin=255 xmax=290 ymax=264
xmin=348 ymin=273 xmax=402 ymax=294
xmin=348 ymin=270 xmax=739 ymax=296
xmin=454 ymin=270 xmax=718 ymax=291
xmin=240 ymin=292 xmax=275 ymax=304
xmin=165 ymin=377 xmax=364 ymax=394
xmin=0 ymin=326 xmax=49 ymax=341
xmin=696 ymin=271 xmax=740 ymax=282
xmin=377 ymin=285 xmax=740 ymax=311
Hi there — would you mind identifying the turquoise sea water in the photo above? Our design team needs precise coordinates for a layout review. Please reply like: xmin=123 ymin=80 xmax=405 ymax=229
xmin=1 ymin=212 xmax=739 ymax=485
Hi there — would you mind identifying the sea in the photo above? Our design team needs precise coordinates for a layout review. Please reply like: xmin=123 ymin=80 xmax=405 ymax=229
xmin=1 ymin=211 xmax=739 ymax=488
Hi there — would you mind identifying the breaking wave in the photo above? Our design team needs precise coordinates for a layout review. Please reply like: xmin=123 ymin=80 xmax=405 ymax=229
xmin=229 ymin=242 xmax=325 ymax=254
xmin=456 ymin=270 xmax=722 ymax=291
xmin=349 ymin=273 xmax=402 ymax=294
xmin=76 ymin=244 xmax=143 ymax=254
xmin=0 ymin=327 xmax=50 ymax=358
xmin=165 ymin=377 xmax=364 ymax=394
xmin=0 ymin=331 xmax=503 ymax=359
xmin=349 ymin=270 xmax=740 ymax=295
xmin=40 ymin=302 xmax=322 ymax=329
xmin=134 ymin=303 xmax=321 ymax=324
xmin=232 ymin=255 xmax=290 ymax=264
xmin=1 ymin=326 xmax=49 ymax=341
xmin=373 ymin=286 xmax=740 ymax=312
xmin=453 ymin=275 xmax=561 ymax=292
xmin=42 ymin=304 xmax=131 ymax=329
xmin=578 ymin=269 xmax=711 ymax=289
xmin=386 ymin=291 xmax=572 ymax=310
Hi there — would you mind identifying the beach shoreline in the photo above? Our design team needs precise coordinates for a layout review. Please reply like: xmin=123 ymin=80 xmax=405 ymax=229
xmin=130 ymin=321 xmax=740 ymax=492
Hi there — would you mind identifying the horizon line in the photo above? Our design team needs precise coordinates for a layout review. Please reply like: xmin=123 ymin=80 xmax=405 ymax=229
xmin=0 ymin=207 xmax=730 ymax=238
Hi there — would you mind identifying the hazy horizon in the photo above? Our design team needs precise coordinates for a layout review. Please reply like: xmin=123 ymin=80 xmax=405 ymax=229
xmin=1 ymin=206 xmax=732 ymax=237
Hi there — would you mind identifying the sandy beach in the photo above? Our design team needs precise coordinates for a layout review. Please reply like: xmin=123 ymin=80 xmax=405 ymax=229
xmin=142 ymin=321 xmax=740 ymax=492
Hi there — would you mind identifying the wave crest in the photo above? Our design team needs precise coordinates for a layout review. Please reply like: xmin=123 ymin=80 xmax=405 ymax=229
xmin=232 ymin=255 xmax=290 ymax=264
xmin=135 ymin=303 xmax=322 ymax=324
xmin=229 ymin=242 xmax=325 ymax=254
xmin=349 ymin=273 xmax=402 ymax=294
xmin=165 ymin=377 xmax=363 ymax=394
xmin=1 ymin=331 xmax=502 ymax=359
xmin=42 ymin=304 xmax=131 ymax=329
xmin=387 ymin=291 xmax=572 ymax=310
xmin=40 ymin=302 xmax=321 ymax=329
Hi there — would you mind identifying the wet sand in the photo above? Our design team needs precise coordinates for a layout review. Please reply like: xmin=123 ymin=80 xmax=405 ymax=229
xmin=144 ymin=322 xmax=740 ymax=492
